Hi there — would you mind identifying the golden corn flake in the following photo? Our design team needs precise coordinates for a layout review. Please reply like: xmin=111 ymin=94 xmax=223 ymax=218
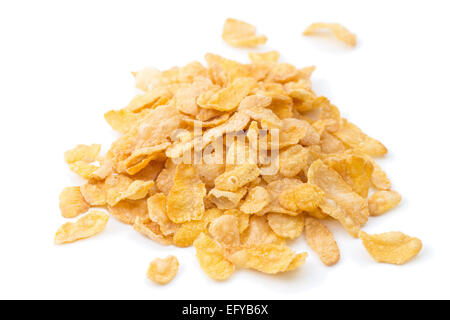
xmin=241 ymin=215 xmax=284 ymax=246
xmin=133 ymin=217 xmax=172 ymax=245
xmin=333 ymin=119 xmax=387 ymax=157
xmin=68 ymin=161 xmax=99 ymax=180
xmin=80 ymin=180 xmax=108 ymax=206
xmin=359 ymin=231 xmax=422 ymax=265
xmin=371 ymin=162 xmax=392 ymax=190
xmin=228 ymin=244 xmax=306 ymax=274
xmin=64 ymin=144 xmax=101 ymax=164
xmin=248 ymin=51 xmax=280 ymax=63
xmin=167 ymin=164 xmax=206 ymax=223
xmin=55 ymin=210 xmax=109 ymax=244
xmin=308 ymin=160 xmax=369 ymax=237
xmin=240 ymin=186 xmax=271 ymax=214
xmin=147 ymin=255 xmax=179 ymax=285
xmin=207 ymin=187 xmax=247 ymax=210
xmin=194 ymin=233 xmax=235 ymax=280
xmin=108 ymin=199 xmax=148 ymax=225
xmin=305 ymin=217 xmax=340 ymax=266
xmin=59 ymin=186 xmax=90 ymax=218
xmin=278 ymin=183 xmax=324 ymax=213
xmin=224 ymin=209 xmax=250 ymax=234
xmin=222 ymin=18 xmax=267 ymax=48
xmin=214 ymin=163 xmax=260 ymax=192
xmin=147 ymin=193 xmax=179 ymax=236
xmin=201 ymin=77 xmax=256 ymax=112
xmin=267 ymin=213 xmax=305 ymax=240
xmin=325 ymin=153 xmax=374 ymax=198
xmin=303 ymin=22 xmax=357 ymax=47
xmin=368 ymin=190 xmax=401 ymax=216
xmin=279 ymin=145 xmax=309 ymax=177
xmin=209 ymin=215 xmax=240 ymax=247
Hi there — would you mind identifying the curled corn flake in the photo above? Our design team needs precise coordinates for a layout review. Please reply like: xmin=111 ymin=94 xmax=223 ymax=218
xmin=320 ymin=131 xmax=346 ymax=154
xmin=224 ymin=209 xmax=250 ymax=234
xmin=59 ymin=186 xmax=90 ymax=218
xmin=209 ymin=215 xmax=240 ymax=247
xmin=333 ymin=119 xmax=387 ymax=157
xmin=147 ymin=255 xmax=179 ymax=285
xmin=303 ymin=22 xmax=356 ymax=47
xmin=267 ymin=213 xmax=305 ymax=240
xmin=64 ymin=144 xmax=101 ymax=164
xmin=228 ymin=244 xmax=305 ymax=274
xmin=368 ymin=190 xmax=401 ymax=216
xmin=325 ymin=153 xmax=374 ymax=198
xmin=167 ymin=164 xmax=206 ymax=223
xmin=305 ymin=217 xmax=340 ymax=266
xmin=148 ymin=193 xmax=178 ymax=236
xmin=201 ymin=112 xmax=250 ymax=148
xmin=240 ymin=186 xmax=271 ymax=214
xmin=248 ymin=51 xmax=280 ymax=63
xmin=285 ymin=252 xmax=308 ymax=271
xmin=104 ymin=109 xmax=149 ymax=134
xmin=359 ymin=231 xmax=422 ymax=265
xmin=133 ymin=66 xmax=161 ymax=91
xmin=214 ymin=163 xmax=260 ymax=192
xmin=54 ymin=210 xmax=109 ymax=244
xmin=68 ymin=161 xmax=99 ymax=180
xmin=194 ymin=233 xmax=235 ymax=280
xmin=371 ymin=162 xmax=392 ymax=190
xmin=80 ymin=180 xmax=108 ymax=206
xmin=241 ymin=215 xmax=284 ymax=246
xmin=222 ymin=18 xmax=267 ymax=48
xmin=201 ymin=77 xmax=256 ymax=112
xmin=108 ymin=199 xmax=148 ymax=225
xmin=308 ymin=160 xmax=369 ymax=237
xmin=196 ymin=162 xmax=226 ymax=189
xmin=208 ymin=187 xmax=247 ymax=210
xmin=133 ymin=217 xmax=172 ymax=245
xmin=278 ymin=183 xmax=324 ymax=213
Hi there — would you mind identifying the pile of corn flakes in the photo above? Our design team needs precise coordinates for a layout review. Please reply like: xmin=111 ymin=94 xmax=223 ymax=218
xmin=56 ymin=18 xmax=421 ymax=284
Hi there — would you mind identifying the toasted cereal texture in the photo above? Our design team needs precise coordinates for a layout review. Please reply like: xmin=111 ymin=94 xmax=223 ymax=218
xmin=308 ymin=160 xmax=369 ymax=237
xmin=147 ymin=255 xmax=179 ymax=285
xmin=305 ymin=217 xmax=340 ymax=266
xmin=108 ymin=199 xmax=148 ymax=225
xmin=359 ymin=231 xmax=422 ymax=265
xmin=194 ymin=233 xmax=235 ymax=280
xmin=59 ymin=186 xmax=90 ymax=218
xmin=214 ymin=163 xmax=260 ymax=192
xmin=368 ymin=190 xmax=402 ymax=216
xmin=240 ymin=186 xmax=271 ymax=214
xmin=222 ymin=18 xmax=267 ymax=48
xmin=147 ymin=193 xmax=179 ymax=236
xmin=207 ymin=187 xmax=248 ymax=210
xmin=167 ymin=164 xmax=206 ymax=223
xmin=133 ymin=217 xmax=173 ymax=245
xmin=55 ymin=210 xmax=109 ymax=244
xmin=241 ymin=215 xmax=285 ymax=246
xmin=333 ymin=119 xmax=387 ymax=157
xmin=303 ymin=22 xmax=356 ymax=46
xmin=267 ymin=213 xmax=305 ymax=239
xmin=173 ymin=208 xmax=222 ymax=247
xmin=278 ymin=183 xmax=325 ymax=212
xmin=227 ymin=244 xmax=306 ymax=274
xmin=209 ymin=215 xmax=240 ymax=247
xmin=64 ymin=144 xmax=101 ymax=164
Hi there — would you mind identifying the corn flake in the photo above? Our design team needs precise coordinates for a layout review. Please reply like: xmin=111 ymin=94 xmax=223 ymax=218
xmin=303 ymin=22 xmax=357 ymax=47
xmin=194 ymin=233 xmax=235 ymax=280
xmin=147 ymin=255 xmax=179 ymax=285
xmin=368 ymin=190 xmax=402 ymax=216
xmin=359 ymin=231 xmax=422 ymax=265
xmin=305 ymin=217 xmax=340 ymax=266
xmin=222 ymin=18 xmax=267 ymax=48
xmin=59 ymin=186 xmax=90 ymax=218
xmin=54 ymin=210 xmax=109 ymax=244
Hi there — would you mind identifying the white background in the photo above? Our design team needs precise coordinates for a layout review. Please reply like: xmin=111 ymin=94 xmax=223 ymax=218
xmin=1 ymin=0 xmax=449 ymax=300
